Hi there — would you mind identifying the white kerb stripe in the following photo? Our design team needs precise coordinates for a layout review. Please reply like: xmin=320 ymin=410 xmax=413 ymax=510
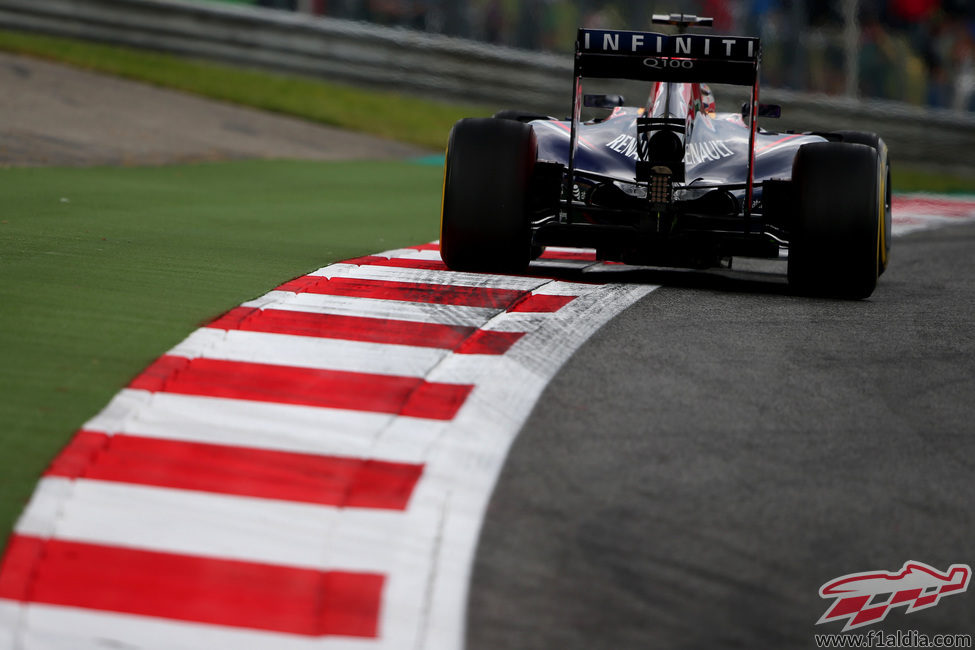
xmin=83 ymin=390 xmax=449 ymax=465
xmin=170 ymin=328 xmax=453 ymax=379
xmin=243 ymin=292 xmax=503 ymax=328
xmin=320 ymin=264 xmax=549 ymax=292
xmin=7 ymin=603 xmax=389 ymax=650
xmin=16 ymin=477 xmax=436 ymax=577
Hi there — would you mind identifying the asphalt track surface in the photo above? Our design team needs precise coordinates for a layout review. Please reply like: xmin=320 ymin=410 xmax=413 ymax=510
xmin=468 ymin=223 xmax=975 ymax=648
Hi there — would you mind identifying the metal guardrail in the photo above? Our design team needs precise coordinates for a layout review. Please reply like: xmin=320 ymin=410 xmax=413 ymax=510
xmin=0 ymin=0 xmax=571 ymax=109
xmin=1 ymin=0 xmax=973 ymax=167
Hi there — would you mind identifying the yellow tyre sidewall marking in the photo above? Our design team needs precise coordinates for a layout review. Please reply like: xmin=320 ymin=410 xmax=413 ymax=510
xmin=878 ymin=146 xmax=888 ymax=272
xmin=439 ymin=144 xmax=449 ymax=246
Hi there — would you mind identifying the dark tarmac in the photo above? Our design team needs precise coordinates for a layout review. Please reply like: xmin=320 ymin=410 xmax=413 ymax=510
xmin=469 ymin=223 xmax=975 ymax=649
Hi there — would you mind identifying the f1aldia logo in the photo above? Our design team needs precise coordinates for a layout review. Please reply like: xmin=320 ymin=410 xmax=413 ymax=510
xmin=817 ymin=561 xmax=971 ymax=631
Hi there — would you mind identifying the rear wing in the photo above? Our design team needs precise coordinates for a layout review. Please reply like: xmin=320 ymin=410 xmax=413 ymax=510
xmin=565 ymin=27 xmax=763 ymax=221
xmin=576 ymin=29 xmax=760 ymax=86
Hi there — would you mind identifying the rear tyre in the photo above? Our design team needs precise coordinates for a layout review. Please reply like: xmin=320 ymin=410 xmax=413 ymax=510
xmin=828 ymin=131 xmax=892 ymax=275
xmin=440 ymin=118 xmax=536 ymax=272
xmin=787 ymin=142 xmax=883 ymax=299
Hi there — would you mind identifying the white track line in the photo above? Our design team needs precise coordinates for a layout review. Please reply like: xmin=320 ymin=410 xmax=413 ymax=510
xmin=402 ymin=282 xmax=657 ymax=649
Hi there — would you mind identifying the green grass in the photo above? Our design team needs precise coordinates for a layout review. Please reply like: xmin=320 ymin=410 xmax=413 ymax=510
xmin=0 ymin=29 xmax=491 ymax=151
xmin=892 ymin=166 xmax=975 ymax=194
xmin=0 ymin=159 xmax=441 ymax=540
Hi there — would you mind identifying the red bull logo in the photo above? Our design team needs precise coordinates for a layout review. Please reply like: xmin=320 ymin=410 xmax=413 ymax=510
xmin=818 ymin=561 xmax=971 ymax=631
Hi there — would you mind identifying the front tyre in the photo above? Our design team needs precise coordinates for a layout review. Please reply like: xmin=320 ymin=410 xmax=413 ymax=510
xmin=440 ymin=118 xmax=536 ymax=273
xmin=788 ymin=142 xmax=883 ymax=299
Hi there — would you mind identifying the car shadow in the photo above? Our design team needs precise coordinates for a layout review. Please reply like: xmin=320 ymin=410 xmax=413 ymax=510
xmin=524 ymin=259 xmax=795 ymax=297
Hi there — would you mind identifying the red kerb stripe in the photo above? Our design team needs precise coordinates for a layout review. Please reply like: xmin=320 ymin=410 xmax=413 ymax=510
xmin=206 ymin=307 xmax=522 ymax=354
xmin=45 ymin=431 xmax=423 ymax=510
xmin=277 ymin=276 xmax=525 ymax=310
xmin=129 ymin=355 xmax=472 ymax=420
xmin=454 ymin=329 xmax=524 ymax=354
xmin=344 ymin=255 xmax=450 ymax=271
xmin=539 ymin=249 xmax=598 ymax=261
xmin=507 ymin=294 xmax=576 ymax=313
xmin=893 ymin=196 xmax=975 ymax=218
xmin=0 ymin=535 xmax=383 ymax=637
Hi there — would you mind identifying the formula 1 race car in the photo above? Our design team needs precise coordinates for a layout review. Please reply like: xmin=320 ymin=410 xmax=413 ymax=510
xmin=439 ymin=14 xmax=891 ymax=299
